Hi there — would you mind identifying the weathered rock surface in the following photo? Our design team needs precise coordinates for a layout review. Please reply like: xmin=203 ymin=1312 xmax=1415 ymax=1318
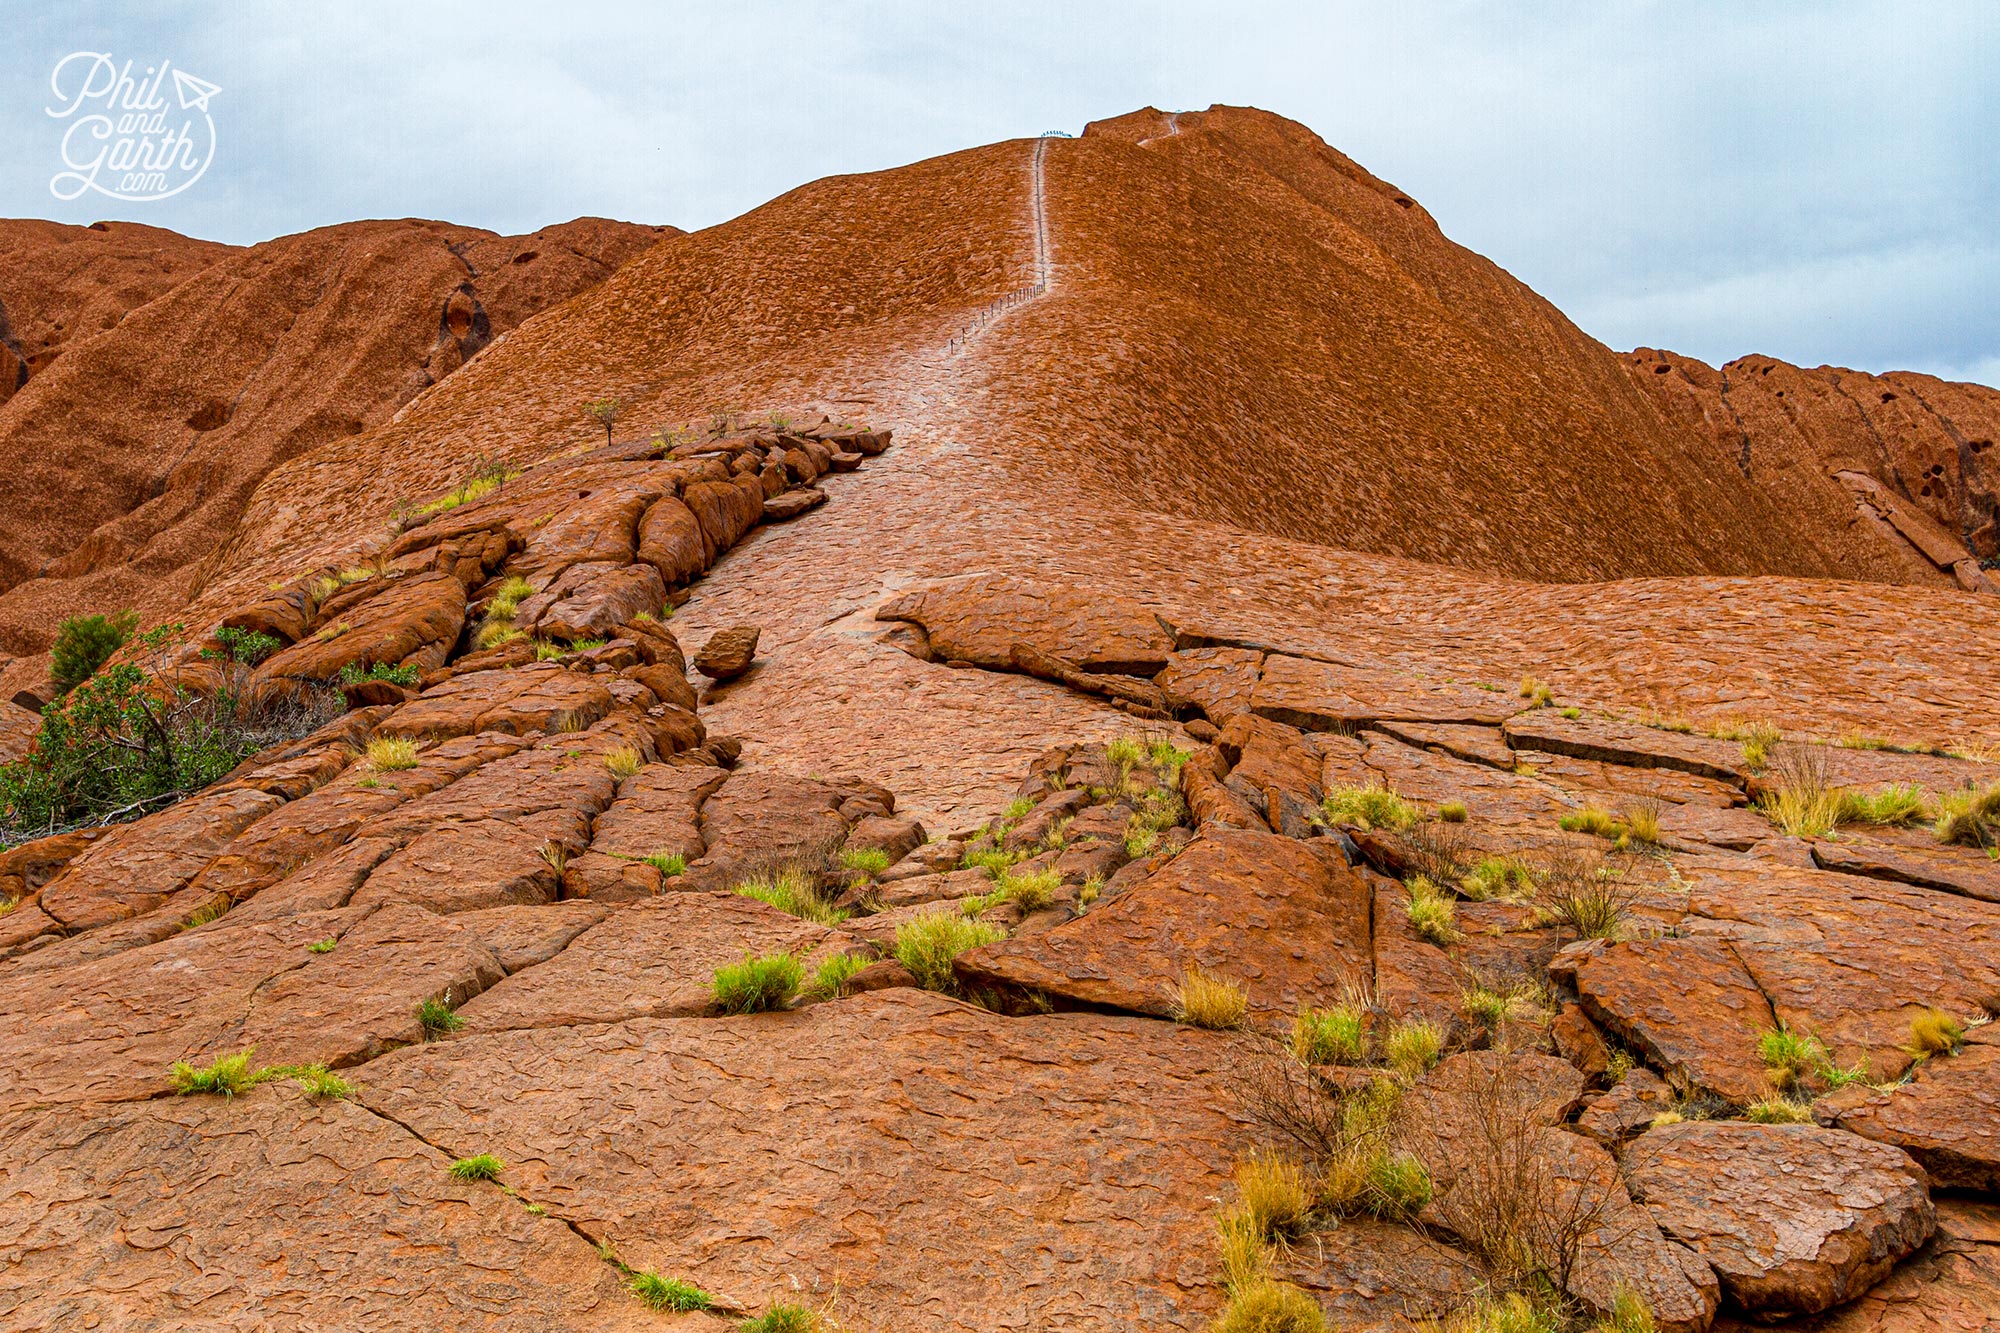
xmin=958 ymin=825 xmax=1371 ymax=1022
xmin=362 ymin=990 xmax=1242 ymax=1331
xmin=1625 ymin=1121 xmax=1935 ymax=1316
xmin=1816 ymin=1028 xmax=2000 ymax=1191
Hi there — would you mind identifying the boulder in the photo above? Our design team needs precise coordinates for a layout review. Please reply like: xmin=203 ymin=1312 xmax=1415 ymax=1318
xmin=693 ymin=625 xmax=760 ymax=681
xmin=1624 ymin=1120 xmax=1935 ymax=1316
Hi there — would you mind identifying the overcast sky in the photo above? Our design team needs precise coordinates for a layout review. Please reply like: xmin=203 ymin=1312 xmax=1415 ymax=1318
xmin=7 ymin=3 xmax=1996 ymax=386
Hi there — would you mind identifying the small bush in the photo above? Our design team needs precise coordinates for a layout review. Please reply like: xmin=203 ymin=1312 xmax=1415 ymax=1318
xmin=713 ymin=952 xmax=803 ymax=1014
xmin=1403 ymin=877 xmax=1458 ymax=945
xmin=628 ymin=1271 xmax=714 ymax=1312
xmin=537 ymin=841 xmax=569 ymax=876
xmin=1320 ymin=785 xmax=1416 ymax=832
xmin=486 ymin=576 xmax=535 ymax=620
xmin=169 ymin=1050 xmax=261 ymax=1096
xmin=894 ymin=909 xmax=1005 ymax=993
xmin=1210 ymin=1279 xmax=1327 ymax=1333
xmin=366 ymin=737 xmax=420 ymax=771
xmin=1123 ymin=823 xmax=1160 ymax=859
xmin=1536 ymin=851 xmax=1629 ymax=942
xmin=644 ymin=851 xmax=687 ymax=878
xmin=1621 ymin=798 xmax=1663 ymax=845
xmin=418 ymin=996 xmax=464 ymax=1039
xmin=1077 ymin=873 xmax=1103 ymax=909
xmin=1216 ymin=1207 xmax=1266 ymax=1290
xmin=291 ymin=1064 xmax=352 ymax=1099
xmin=1437 ymin=801 xmax=1468 ymax=823
xmin=1907 ymin=1008 xmax=1965 ymax=1058
xmin=51 ymin=610 xmax=138 ymax=689
xmin=1292 ymin=1004 xmax=1366 ymax=1065
xmin=307 ymin=937 xmax=337 ymax=954
xmin=1462 ymin=982 xmax=1527 ymax=1031
xmin=960 ymin=846 xmax=1023 ymax=876
xmin=1105 ymin=736 xmax=1146 ymax=772
xmin=996 ymin=865 xmax=1060 ymax=910
xmin=735 ymin=866 xmax=847 ymax=926
xmin=604 ymin=745 xmax=643 ymax=779
xmin=1839 ymin=783 xmax=1930 ymax=827
xmin=1168 ymin=965 xmax=1247 ymax=1030
xmin=448 ymin=1154 xmax=505 ymax=1182
xmin=1733 ymin=719 xmax=1784 ymax=771
xmin=338 ymin=660 xmax=420 ymax=687
xmin=806 ymin=951 xmax=867 ymax=1000
xmin=1558 ymin=806 xmax=1626 ymax=840
xmin=837 ymin=845 xmax=892 ymax=878
xmin=1384 ymin=1019 xmax=1443 ymax=1078
xmin=204 ymin=625 xmax=282 ymax=667
xmin=1363 ymin=1150 xmax=1433 ymax=1219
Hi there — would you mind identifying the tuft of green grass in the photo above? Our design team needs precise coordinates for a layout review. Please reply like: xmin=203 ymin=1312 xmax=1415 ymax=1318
xmin=1234 ymin=1149 xmax=1312 ymax=1241
xmin=1590 ymin=1286 xmax=1658 ymax=1333
xmin=1291 ymin=1003 xmax=1367 ymax=1065
xmin=418 ymin=996 xmax=464 ymax=1039
xmin=1168 ymin=965 xmax=1248 ymax=1030
xmin=1364 ymin=1151 xmax=1433 ymax=1220
xmin=1211 ymin=1278 xmax=1328 ymax=1333
xmin=644 ymin=851 xmax=687 ymax=878
xmin=605 ymin=745 xmax=644 ymax=779
xmin=1461 ymin=856 xmax=1536 ymax=901
xmin=1384 ymin=1019 xmax=1443 ymax=1078
xmin=712 ymin=952 xmax=803 ymax=1014
xmin=1439 ymin=1292 xmax=1565 ymax=1333
xmin=291 ymin=1064 xmax=353 ymax=1100
xmin=960 ymin=846 xmax=1024 ymax=876
xmin=1729 ymin=719 xmax=1784 ymax=771
xmin=735 ymin=866 xmax=847 ymax=926
xmin=1436 ymin=801 xmax=1468 ymax=823
xmin=1461 ymin=981 xmax=1527 ymax=1030
xmin=169 ymin=1050 xmax=261 ymax=1097
xmin=1518 ymin=675 xmax=1554 ymax=709
xmin=1837 ymin=783 xmax=1931 ymax=827
xmin=1907 ymin=1007 xmax=1965 ymax=1058
xmin=1403 ymin=876 xmax=1458 ymax=945
xmin=1621 ymin=799 xmax=1663 ymax=845
xmin=806 ymin=951 xmax=868 ymax=1000
xmin=628 ymin=1271 xmax=714 ymax=1312
xmin=995 ymin=865 xmax=1060 ymax=911
xmin=180 ymin=897 xmax=230 ymax=930
xmin=1077 ymin=873 xmax=1104 ymax=909
xmin=894 ymin=908 xmax=1005 ymax=993
xmin=738 ymin=1304 xmax=825 ymax=1333
xmin=1320 ymin=784 xmax=1416 ymax=832
xmin=1758 ymin=1023 xmax=1831 ymax=1091
xmin=1559 ymin=706 xmax=1582 ymax=720
xmin=1744 ymin=1096 xmax=1815 ymax=1124
xmin=1105 ymin=736 xmax=1146 ymax=772
xmin=837 ymin=846 xmax=892 ymax=878
xmin=1559 ymin=806 xmax=1627 ymax=840
xmin=306 ymin=937 xmax=337 ymax=954
xmin=448 ymin=1153 xmax=505 ymax=1182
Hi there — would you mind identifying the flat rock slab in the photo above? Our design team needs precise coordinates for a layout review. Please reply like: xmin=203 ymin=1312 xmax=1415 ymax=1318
xmin=1624 ymin=1121 xmax=1934 ymax=1316
xmin=375 ymin=666 xmax=615 ymax=741
xmin=362 ymin=989 xmax=1242 ymax=1332
xmin=1573 ymin=936 xmax=1776 ymax=1103
xmin=1154 ymin=647 xmax=1264 ymax=722
xmin=1811 ymin=831 xmax=2000 ymax=904
xmin=0 ymin=1090 xmax=643 ymax=1330
xmin=1816 ymin=1029 xmax=2000 ymax=1192
xmin=1253 ymin=654 xmax=1516 ymax=731
xmin=457 ymin=893 xmax=852 ymax=1030
xmin=956 ymin=825 xmax=1371 ymax=1023
xmin=1501 ymin=713 xmax=1748 ymax=785
xmin=875 ymin=572 xmax=1173 ymax=675
xmin=1370 ymin=720 xmax=1517 ymax=770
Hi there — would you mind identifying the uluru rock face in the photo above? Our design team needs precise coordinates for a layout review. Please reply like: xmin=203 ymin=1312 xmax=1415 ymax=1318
xmin=0 ymin=214 xmax=671 ymax=664
xmin=2 ymin=105 xmax=1999 ymax=1331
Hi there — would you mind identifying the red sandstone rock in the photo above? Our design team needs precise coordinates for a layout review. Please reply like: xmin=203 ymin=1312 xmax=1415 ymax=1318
xmin=693 ymin=625 xmax=760 ymax=681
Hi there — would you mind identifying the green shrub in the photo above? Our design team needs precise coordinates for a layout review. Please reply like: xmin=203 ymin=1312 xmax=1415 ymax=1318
xmin=1169 ymin=965 xmax=1248 ymax=1030
xmin=1403 ymin=877 xmax=1458 ymax=945
xmin=894 ymin=908 xmax=1005 ymax=993
xmin=1436 ymin=801 xmax=1469 ymax=823
xmin=1384 ymin=1019 xmax=1443 ymax=1077
xmin=960 ymin=846 xmax=1023 ymax=876
xmin=51 ymin=610 xmax=138 ymax=690
xmin=645 ymin=851 xmax=687 ymax=878
xmin=1758 ymin=1023 xmax=1831 ymax=1091
xmin=1210 ymin=1278 xmax=1327 ymax=1333
xmin=713 ymin=952 xmax=803 ymax=1014
xmin=1461 ymin=856 xmax=1535 ymax=901
xmin=338 ymin=660 xmax=420 ymax=687
xmin=806 ymin=951 xmax=867 ymax=1000
xmin=289 ymin=1063 xmax=353 ymax=1099
xmin=995 ymin=865 xmax=1060 ymax=910
xmin=735 ymin=867 xmax=847 ymax=926
xmin=1838 ymin=783 xmax=1930 ymax=827
xmin=448 ymin=1154 xmax=505 ymax=1182
xmin=169 ymin=1050 xmax=262 ymax=1096
xmin=1744 ymin=1096 xmax=1814 ymax=1124
xmin=628 ymin=1271 xmax=714 ymax=1312
xmin=1934 ymin=782 xmax=2000 ymax=848
xmin=738 ymin=1305 xmax=824 ymax=1333
xmin=1363 ymin=1150 xmax=1433 ymax=1219
xmin=306 ymin=937 xmax=337 ymax=954
xmin=837 ymin=846 xmax=891 ymax=878
xmin=1558 ymin=806 xmax=1626 ymax=839
xmin=203 ymin=625 xmax=282 ymax=667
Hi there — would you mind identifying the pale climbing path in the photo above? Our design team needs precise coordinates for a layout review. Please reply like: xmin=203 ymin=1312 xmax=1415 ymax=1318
xmin=943 ymin=133 xmax=1057 ymax=356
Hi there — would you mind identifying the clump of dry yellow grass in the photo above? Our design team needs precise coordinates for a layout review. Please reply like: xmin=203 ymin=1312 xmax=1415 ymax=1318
xmin=1169 ymin=965 xmax=1247 ymax=1030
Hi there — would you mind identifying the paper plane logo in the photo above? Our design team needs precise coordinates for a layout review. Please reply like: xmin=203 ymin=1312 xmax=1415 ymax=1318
xmin=46 ymin=53 xmax=220 ymax=203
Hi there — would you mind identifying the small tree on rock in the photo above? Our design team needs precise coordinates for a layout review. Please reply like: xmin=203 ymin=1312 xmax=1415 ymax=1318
xmin=50 ymin=610 xmax=138 ymax=692
xmin=584 ymin=398 xmax=623 ymax=445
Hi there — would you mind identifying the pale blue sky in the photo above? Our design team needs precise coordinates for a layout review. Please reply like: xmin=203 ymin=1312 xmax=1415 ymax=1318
xmin=6 ymin=2 xmax=1996 ymax=386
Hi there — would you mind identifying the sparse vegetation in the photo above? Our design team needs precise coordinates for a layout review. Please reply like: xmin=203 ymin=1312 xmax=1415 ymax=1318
xmin=1758 ymin=1023 xmax=1833 ymax=1092
xmin=1168 ymin=965 xmax=1248 ymax=1030
xmin=993 ymin=865 xmax=1060 ymax=911
xmin=738 ymin=1304 xmax=824 ymax=1333
xmin=712 ymin=951 xmax=804 ymax=1014
xmin=1557 ymin=806 xmax=1626 ymax=841
xmin=735 ymin=866 xmax=847 ymax=926
xmin=1621 ymin=798 xmax=1663 ymax=845
xmin=1077 ymin=873 xmax=1104 ymax=909
xmin=806 ymin=951 xmax=867 ymax=1000
xmin=366 ymin=736 xmax=420 ymax=771
xmin=1291 ymin=1002 xmax=1367 ymax=1065
xmin=169 ymin=1050 xmax=260 ymax=1097
xmin=894 ymin=909 xmax=1005 ymax=993
xmin=448 ymin=1154 xmax=506 ymax=1182
xmin=419 ymin=456 xmax=519 ymax=516
xmin=1403 ymin=876 xmax=1458 ymax=945
xmin=203 ymin=625 xmax=282 ymax=667
xmin=1535 ymin=850 xmax=1629 ymax=942
xmin=628 ymin=1271 xmax=714 ymax=1312
xmin=179 ymin=896 xmax=230 ymax=930
xmin=1209 ymin=1278 xmax=1329 ymax=1333
xmin=307 ymin=937 xmax=337 ymax=954
xmin=1437 ymin=800 xmax=1468 ymax=823
xmin=290 ymin=1064 xmax=353 ymax=1100
xmin=1462 ymin=856 xmax=1536 ymax=902
xmin=1840 ymin=783 xmax=1931 ymax=827
xmin=1743 ymin=1096 xmax=1815 ymax=1124
xmin=418 ymin=995 xmax=465 ymax=1039
xmin=1320 ymin=784 xmax=1416 ymax=832
xmin=644 ymin=851 xmax=687 ymax=878
xmin=1383 ymin=1018 xmax=1443 ymax=1077
xmin=1934 ymin=782 xmax=2000 ymax=848
xmin=1907 ymin=1008 xmax=1965 ymax=1059
xmin=605 ymin=745 xmax=643 ymax=779
xmin=1234 ymin=1149 xmax=1313 ymax=1241
xmin=338 ymin=660 xmax=420 ymax=688
xmin=1518 ymin=675 xmax=1553 ymax=709
xmin=837 ymin=846 xmax=891 ymax=878
xmin=1731 ymin=719 xmax=1784 ymax=771
xmin=960 ymin=846 xmax=1024 ymax=876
